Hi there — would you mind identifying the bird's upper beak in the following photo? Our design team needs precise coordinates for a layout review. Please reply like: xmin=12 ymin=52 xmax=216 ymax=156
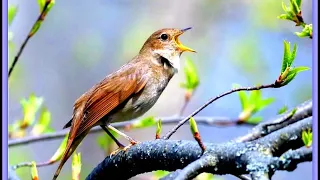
xmin=174 ymin=27 xmax=196 ymax=53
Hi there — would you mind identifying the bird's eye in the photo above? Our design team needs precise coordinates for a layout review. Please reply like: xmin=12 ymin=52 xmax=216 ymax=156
xmin=160 ymin=34 xmax=168 ymax=41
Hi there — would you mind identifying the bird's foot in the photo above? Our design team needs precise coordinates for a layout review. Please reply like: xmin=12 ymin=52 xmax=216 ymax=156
xmin=109 ymin=141 xmax=140 ymax=157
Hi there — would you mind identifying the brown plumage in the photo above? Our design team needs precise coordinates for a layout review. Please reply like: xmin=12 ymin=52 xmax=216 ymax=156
xmin=53 ymin=28 xmax=195 ymax=179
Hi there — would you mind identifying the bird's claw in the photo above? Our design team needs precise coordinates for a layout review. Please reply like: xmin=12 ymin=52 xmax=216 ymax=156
xmin=109 ymin=141 xmax=140 ymax=157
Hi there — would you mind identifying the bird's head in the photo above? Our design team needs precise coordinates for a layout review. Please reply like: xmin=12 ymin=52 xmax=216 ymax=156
xmin=140 ymin=28 xmax=196 ymax=72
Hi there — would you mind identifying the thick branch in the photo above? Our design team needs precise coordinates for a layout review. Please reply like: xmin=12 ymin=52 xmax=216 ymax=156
xmin=86 ymin=117 xmax=312 ymax=179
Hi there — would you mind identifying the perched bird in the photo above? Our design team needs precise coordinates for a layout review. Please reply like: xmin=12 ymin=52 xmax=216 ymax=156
xmin=53 ymin=28 xmax=195 ymax=179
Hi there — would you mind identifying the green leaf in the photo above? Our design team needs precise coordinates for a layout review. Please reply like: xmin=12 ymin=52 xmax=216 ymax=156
xmin=291 ymin=66 xmax=310 ymax=73
xmin=277 ymin=105 xmax=288 ymax=114
xmin=37 ymin=0 xmax=46 ymax=12
xmin=45 ymin=0 xmax=55 ymax=13
xmin=280 ymin=66 xmax=309 ymax=86
xmin=302 ymin=129 xmax=312 ymax=147
xmin=153 ymin=170 xmax=170 ymax=179
xmin=281 ymin=1 xmax=289 ymax=12
xmin=290 ymin=43 xmax=297 ymax=64
xmin=72 ymin=152 xmax=82 ymax=180
xmin=31 ymin=107 xmax=52 ymax=135
xmin=295 ymin=24 xmax=313 ymax=38
xmin=296 ymin=0 xmax=302 ymax=7
xmin=281 ymin=41 xmax=292 ymax=73
xmin=20 ymin=94 xmax=44 ymax=127
xmin=156 ymin=119 xmax=162 ymax=138
xmin=277 ymin=14 xmax=291 ymax=20
xmin=256 ymin=98 xmax=275 ymax=111
xmin=238 ymin=91 xmax=248 ymax=110
xmin=249 ymin=90 xmax=262 ymax=105
xmin=246 ymin=116 xmax=263 ymax=124
xmin=189 ymin=117 xmax=198 ymax=135
xmin=50 ymin=134 xmax=69 ymax=162
xmin=8 ymin=5 xmax=18 ymax=26
xmin=233 ymin=84 xmax=249 ymax=110
xmin=30 ymin=161 xmax=38 ymax=180
xmin=290 ymin=0 xmax=300 ymax=14
xmin=132 ymin=116 xmax=156 ymax=128
xmin=181 ymin=58 xmax=199 ymax=90
xmin=195 ymin=173 xmax=215 ymax=180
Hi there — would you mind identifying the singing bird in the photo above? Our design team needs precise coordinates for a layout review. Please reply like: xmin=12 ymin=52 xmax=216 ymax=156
xmin=53 ymin=28 xmax=196 ymax=179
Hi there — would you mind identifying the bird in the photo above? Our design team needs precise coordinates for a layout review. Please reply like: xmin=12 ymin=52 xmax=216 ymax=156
xmin=53 ymin=27 xmax=196 ymax=179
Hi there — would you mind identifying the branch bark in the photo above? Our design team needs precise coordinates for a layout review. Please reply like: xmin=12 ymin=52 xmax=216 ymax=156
xmin=86 ymin=115 xmax=312 ymax=180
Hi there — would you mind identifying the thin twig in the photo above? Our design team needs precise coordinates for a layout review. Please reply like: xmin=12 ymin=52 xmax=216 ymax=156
xmin=235 ymin=100 xmax=312 ymax=143
xmin=8 ymin=0 xmax=53 ymax=77
xmin=162 ymin=83 xmax=278 ymax=140
xmin=12 ymin=160 xmax=54 ymax=170
xmin=8 ymin=116 xmax=249 ymax=147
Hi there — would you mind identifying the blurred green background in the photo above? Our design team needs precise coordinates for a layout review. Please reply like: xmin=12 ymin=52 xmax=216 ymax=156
xmin=8 ymin=0 xmax=312 ymax=179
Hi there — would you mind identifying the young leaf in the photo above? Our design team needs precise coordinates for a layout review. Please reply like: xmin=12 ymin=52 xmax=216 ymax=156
xmin=280 ymin=66 xmax=309 ymax=86
xmin=20 ymin=94 xmax=44 ymax=128
xmin=278 ymin=14 xmax=291 ymax=20
xmin=8 ymin=5 xmax=18 ymax=26
xmin=31 ymin=161 xmax=39 ymax=180
xmin=37 ymin=0 xmax=46 ymax=12
xmin=156 ymin=119 xmax=162 ymax=139
xmin=256 ymin=98 xmax=275 ymax=111
xmin=281 ymin=41 xmax=296 ymax=73
xmin=296 ymin=0 xmax=302 ymax=8
xmin=290 ymin=43 xmax=297 ymax=64
xmin=246 ymin=116 xmax=263 ymax=124
xmin=181 ymin=58 xmax=199 ymax=91
xmin=31 ymin=107 xmax=52 ymax=135
xmin=302 ymin=129 xmax=312 ymax=148
xmin=295 ymin=24 xmax=313 ymax=38
xmin=189 ymin=117 xmax=199 ymax=135
xmin=49 ymin=134 xmax=69 ymax=162
xmin=233 ymin=84 xmax=249 ymax=110
xmin=277 ymin=105 xmax=288 ymax=114
xmin=153 ymin=170 xmax=170 ymax=179
xmin=132 ymin=116 xmax=156 ymax=128
xmin=195 ymin=173 xmax=215 ymax=180
xmin=72 ymin=152 xmax=82 ymax=180
xmin=290 ymin=0 xmax=300 ymax=14
xmin=248 ymin=90 xmax=262 ymax=105
xmin=282 ymin=41 xmax=291 ymax=73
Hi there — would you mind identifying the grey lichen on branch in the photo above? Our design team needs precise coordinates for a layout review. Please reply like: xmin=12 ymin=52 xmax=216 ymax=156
xmin=86 ymin=113 xmax=312 ymax=180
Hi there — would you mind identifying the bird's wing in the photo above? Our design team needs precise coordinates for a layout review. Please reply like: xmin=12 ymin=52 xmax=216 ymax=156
xmin=70 ymin=68 xmax=148 ymax=140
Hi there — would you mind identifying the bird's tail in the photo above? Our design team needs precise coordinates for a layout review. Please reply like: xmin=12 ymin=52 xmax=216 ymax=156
xmin=52 ymin=133 xmax=87 ymax=180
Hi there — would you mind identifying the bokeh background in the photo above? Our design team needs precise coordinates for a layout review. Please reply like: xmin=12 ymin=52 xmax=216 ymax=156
xmin=8 ymin=0 xmax=313 ymax=179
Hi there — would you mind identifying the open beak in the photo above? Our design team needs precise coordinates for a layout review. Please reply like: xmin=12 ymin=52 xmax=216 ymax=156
xmin=175 ymin=27 xmax=196 ymax=53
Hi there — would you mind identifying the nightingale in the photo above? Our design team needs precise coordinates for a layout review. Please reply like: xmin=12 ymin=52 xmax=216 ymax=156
xmin=53 ymin=28 xmax=196 ymax=179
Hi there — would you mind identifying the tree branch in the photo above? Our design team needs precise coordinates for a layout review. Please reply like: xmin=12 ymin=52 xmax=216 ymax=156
xmin=86 ymin=116 xmax=312 ymax=179
xmin=235 ymin=100 xmax=312 ymax=143
xmin=8 ymin=116 xmax=249 ymax=147
xmin=162 ymin=83 xmax=280 ymax=140
xmin=8 ymin=0 xmax=54 ymax=77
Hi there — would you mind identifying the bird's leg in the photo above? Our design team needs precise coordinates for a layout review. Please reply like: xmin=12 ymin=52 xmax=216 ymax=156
xmin=101 ymin=125 xmax=139 ymax=156
xmin=100 ymin=125 xmax=125 ymax=148
xmin=107 ymin=125 xmax=139 ymax=145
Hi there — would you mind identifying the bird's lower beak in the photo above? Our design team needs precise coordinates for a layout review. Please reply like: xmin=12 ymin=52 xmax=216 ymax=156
xmin=175 ymin=27 xmax=196 ymax=53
